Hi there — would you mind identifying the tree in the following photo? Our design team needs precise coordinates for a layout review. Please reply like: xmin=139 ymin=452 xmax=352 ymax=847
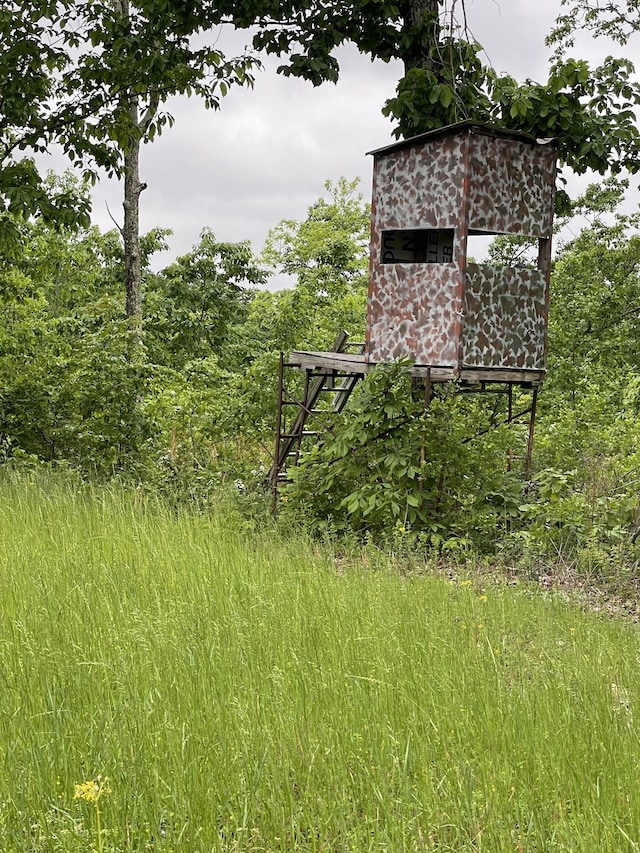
xmin=548 ymin=0 xmax=640 ymax=50
xmin=0 ymin=208 xmax=154 ymax=470
xmin=2 ymin=1 xmax=260 ymax=322
xmin=0 ymin=203 xmax=272 ymax=475
xmin=213 ymin=0 xmax=445 ymax=83
xmin=186 ymin=178 xmax=372 ymax=444
xmin=210 ymin=0 xmax=640 ymax=186
xmin=260 ymin=177 xmax=370 ymax=351
xmin=544 ymin=178 xmax=640 ymax=413
xmin=55 ymin=1 xmax=260 ymax=323
xmin=0 ymin=2 xmax=91 ymax=252
xmin=145 ymin=229 xmax=268 ymax=369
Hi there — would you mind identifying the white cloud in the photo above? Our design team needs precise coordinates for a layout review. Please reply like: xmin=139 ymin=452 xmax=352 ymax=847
xmin=36 ymin=0 xmax=639 ymax=278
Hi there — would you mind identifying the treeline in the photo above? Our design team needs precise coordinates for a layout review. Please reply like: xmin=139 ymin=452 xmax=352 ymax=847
xmin=2 ymin=174 xmax=640 ymax=582
xmin=0 ymin=177 xmax=369 ymax=487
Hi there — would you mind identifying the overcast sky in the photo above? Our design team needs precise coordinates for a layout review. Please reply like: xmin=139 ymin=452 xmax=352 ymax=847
xmin=39 ymin=0 xmax=640 ymax=278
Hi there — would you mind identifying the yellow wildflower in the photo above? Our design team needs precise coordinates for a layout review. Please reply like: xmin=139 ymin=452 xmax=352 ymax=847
xmin=74 ymin=776 xmax=111 ymax=803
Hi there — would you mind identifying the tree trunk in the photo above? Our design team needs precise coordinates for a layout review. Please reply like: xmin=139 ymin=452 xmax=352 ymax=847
xmin=113 ymin=0 xmax=146 ymax=324
xmin=401 ymin=0 xmax=442 ymax=74
xmin=123 ymin=97 xmax=145 ymax=321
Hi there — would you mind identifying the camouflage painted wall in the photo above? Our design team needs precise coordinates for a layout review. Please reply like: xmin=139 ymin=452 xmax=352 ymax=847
xmin=367 ymin=263 xmax=462 ymax=366
xmin=468 ymin=135 xmax=556 ymax=237
xmin=462 ymin=264 xmax=547 ymax=369
xmin=366 ymin=125 xmax=556 ymax=373
xmin=372 ymin=135 xmax=467 ymax=231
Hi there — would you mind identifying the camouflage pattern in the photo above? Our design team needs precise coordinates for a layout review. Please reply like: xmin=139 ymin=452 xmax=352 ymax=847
xmin=367 ymin=263 xmax=461 ymax=365
xmin=365 ymin=124 xmax=556 ymax=374
xmin=468 ymin=135 xmax=556 ymax=237
xmin=372 ymin=135 xmax=467 ymax=231
xmin=463 ymin=264 xmax=547 ymax=369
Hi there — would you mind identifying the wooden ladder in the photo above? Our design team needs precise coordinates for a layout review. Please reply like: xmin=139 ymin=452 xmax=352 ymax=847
xmin=270 ymin=331 xmax=364 ymax=506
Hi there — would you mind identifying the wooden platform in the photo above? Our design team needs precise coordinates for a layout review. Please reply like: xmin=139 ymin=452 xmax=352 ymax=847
xmin=289 ymin=350 xmax=545 ymax=387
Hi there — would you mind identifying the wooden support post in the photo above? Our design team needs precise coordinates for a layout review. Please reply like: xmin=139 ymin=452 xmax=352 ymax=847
xmin=525 ymin=388 xmax=538 ymax=477
xmin=419 ymin=368 xmax=432 ymax=494
xmin=506 ymin=384 xmax=513 ymax=472
xmin=272 ymin=351 xmax=285 ymax=515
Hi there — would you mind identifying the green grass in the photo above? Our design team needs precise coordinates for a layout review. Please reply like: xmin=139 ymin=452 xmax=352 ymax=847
xmin=1 ymin=472 xmax=640 ymax=851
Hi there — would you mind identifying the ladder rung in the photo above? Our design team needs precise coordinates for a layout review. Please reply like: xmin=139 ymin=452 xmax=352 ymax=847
xmin=280 ymin=431 xmax=317 ymax=439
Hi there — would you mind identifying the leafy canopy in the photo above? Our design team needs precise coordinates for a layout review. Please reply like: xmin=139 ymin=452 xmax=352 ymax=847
xmin=0 ymin=2 xmax=92 ymax=251
xmin=0 ymin=0 xmax=259 ymax=253
xmin=208 ymin=0 xmax=640 ymax=186
xmin=548 ymin=0 xmax=640 ymax=49
xmin=56 ymin=0 xmax=260 ymax=174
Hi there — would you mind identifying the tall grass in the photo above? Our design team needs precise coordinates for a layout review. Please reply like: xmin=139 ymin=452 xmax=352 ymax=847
xmin=1 ymin=471 xmax=640 ymax=851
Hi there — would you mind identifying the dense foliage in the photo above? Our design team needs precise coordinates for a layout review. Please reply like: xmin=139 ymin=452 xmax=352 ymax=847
xmin=0 ymin=177 xmax=370 ymax=487
xmin=2 ymin=0 xmax=640 ymax=582
xmin=1 ymin=171 xmax=640 ymax=583
xmin=210 ymin=0 xmax=640 ymax=189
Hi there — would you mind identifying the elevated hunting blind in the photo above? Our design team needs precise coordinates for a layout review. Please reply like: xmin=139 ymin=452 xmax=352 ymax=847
xmin=271 ymin=122 xmax=558 ymax=495
xmin=367 ymin=122 xmax=557 ymax=378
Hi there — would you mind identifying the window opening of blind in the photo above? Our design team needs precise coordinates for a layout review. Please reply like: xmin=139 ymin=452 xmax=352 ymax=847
xmin=381 ymin=229 xmax=454 ymax=264
xmin=467 ymin=232 xmax=539 ymax=268
xmin=466 ymin=233 xmax=493 ymax=265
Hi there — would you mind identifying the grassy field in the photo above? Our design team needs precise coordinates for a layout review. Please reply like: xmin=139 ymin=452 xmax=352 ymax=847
xmin=1 ymin=473 xmax=640 ymax=852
